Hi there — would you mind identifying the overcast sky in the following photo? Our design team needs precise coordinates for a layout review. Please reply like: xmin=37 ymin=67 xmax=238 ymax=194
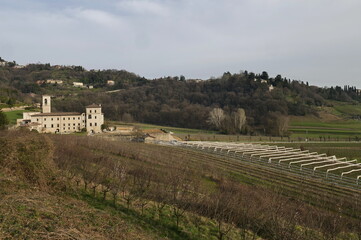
xmin=1 ymin=0 xmax=360 ymax=87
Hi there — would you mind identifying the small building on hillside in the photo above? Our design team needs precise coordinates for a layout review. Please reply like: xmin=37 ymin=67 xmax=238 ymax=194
xmin=73 ymin=82 xmax=84 ymax=87
xmin=46 ymin=79 xmax=63 ymax=85
xmin=14 ymin=65 xmax=25 ymax=69
xmin=107 ymin=80 xmax=115 ymax=86
xmin=17 ymin=95 xmax=104 ymax=134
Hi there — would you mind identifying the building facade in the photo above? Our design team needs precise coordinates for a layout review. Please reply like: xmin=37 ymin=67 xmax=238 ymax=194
xmin=18 ymin=95 xmax=104 ymax=134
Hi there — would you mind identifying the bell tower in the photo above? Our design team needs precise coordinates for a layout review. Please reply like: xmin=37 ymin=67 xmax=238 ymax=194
xmin=42 ymin=95 xmax=51 ymax=113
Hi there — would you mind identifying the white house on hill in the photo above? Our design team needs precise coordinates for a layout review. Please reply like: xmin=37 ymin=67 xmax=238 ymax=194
xmin=73 ymin=82 xmax=84 ymax=87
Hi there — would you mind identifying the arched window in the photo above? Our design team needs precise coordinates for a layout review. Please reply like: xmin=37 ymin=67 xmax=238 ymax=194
xmin=44 ymin=99 xmax=48 ymax=105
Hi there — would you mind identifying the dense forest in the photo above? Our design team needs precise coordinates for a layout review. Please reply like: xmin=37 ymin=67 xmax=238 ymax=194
xmin=1 ymin=59 xmax=361 ymax=135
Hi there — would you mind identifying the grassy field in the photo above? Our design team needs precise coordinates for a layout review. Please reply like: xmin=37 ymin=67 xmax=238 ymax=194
xmin=333 ymin=103 xmax=361 ymax=115
xmin=289 ymin=117 xmax=361 ymax=140
xmin=288 ymin=102 xmax=361 ymax=140
xmin=4 ymin=110 xmax=32 ymax=124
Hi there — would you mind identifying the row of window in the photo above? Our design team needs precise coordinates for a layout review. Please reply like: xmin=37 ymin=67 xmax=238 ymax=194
xmin=37 ymin=118 xmax=85 ymax=123
xmin=38 ymin=116 xmax=100 ymax=122
xmin=44 ymin=123 xmax=99 ymax=128
xmin=43 ymin=121 xmax=100 ymax=128
xmin=44 ymin=123 xmax=84 ymax=128
xmin=63 ymin=127 xmax=77 ymax=130
xmin=41 ymin=116 xmax=82 ymax=121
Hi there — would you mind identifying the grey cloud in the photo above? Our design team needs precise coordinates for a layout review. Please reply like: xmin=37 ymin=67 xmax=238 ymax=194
xmin=0 ymin=0 xmax=360 ymax=87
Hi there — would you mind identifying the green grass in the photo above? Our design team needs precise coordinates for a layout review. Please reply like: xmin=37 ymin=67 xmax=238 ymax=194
xmin=290 ymin=131 xmax=361 ymax=140
xmin=288 ymin=102 xmax=361 ymax=140
xmin=333 ymin=103 xmax=361 ymax=115
xmin=4 ymin=110 xmax=33 ymax=124
xmin=75 ymin=190 xmax=245 ymax=240
xmin=290 ymin=120 xmax=361 ymax=128
xmin=0 ymin=103 xmax=8 ymax=109
xmin=289 ymin=116 xmax=361 ymax=140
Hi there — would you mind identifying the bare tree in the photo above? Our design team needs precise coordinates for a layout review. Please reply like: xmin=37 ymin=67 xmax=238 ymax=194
xmin=265 ymin=112 xmax=289 ymax=136
xmin=151 ymin=180 xmax=170 ymax=220
xmin=100 ymin=170 xmax=113 ymax=200
xmin=168 ymin=167 xmax=198 ymax=228
xmin=110 ymin=162 xmax=127 ymax=205
xmin=277 ymin=115 xmax=289 ymax=137
xmin=206 ymin=183 xmax=238 ymax=240
xmin=233 ymin=108 xmax=246 ymax=133
xmin=121 ymin=172 xmax=134 ymax=209
xmin=80 ymin=161 xmax=102 ymax=192
xmin=132 ymin=168 xmax=152 ymax=215
xmin=208 ymin=108 xmax=225 ymax=129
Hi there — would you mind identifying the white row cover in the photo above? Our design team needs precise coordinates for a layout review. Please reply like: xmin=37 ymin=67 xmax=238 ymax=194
xmin=181 ymin=141 xmax=361 ymax=182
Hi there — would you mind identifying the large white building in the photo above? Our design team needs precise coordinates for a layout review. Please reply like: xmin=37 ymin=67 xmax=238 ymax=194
xmin=17 ymin=95 xmax=104 ymax=134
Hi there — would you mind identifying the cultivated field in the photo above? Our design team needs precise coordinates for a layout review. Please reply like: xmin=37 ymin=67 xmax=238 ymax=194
xmin=2 ymin=131 xmax=361 ymax=239
xmin=180 ymin=141 xmax=361 ymax=189
xmin=91 ymin=136 xmax=361 ymax=219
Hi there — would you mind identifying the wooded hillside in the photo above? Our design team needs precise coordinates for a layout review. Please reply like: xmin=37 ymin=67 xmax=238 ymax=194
xmin=1 ymin=59 xmax=360 ymax=135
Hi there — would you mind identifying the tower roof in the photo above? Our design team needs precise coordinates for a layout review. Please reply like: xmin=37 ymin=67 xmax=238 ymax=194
xmin=86 ymin=104 xmax=101 ymax=108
